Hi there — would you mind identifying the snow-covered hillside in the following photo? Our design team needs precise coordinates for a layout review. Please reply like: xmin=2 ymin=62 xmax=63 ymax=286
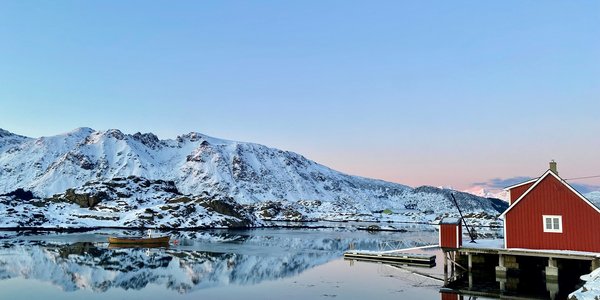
xmin=0 ymin=128 xmax=413 ymax=204
xmin=0 ymin=128 xmax=507 ymax=228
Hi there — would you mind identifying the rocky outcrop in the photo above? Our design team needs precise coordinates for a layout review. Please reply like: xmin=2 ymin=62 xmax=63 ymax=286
xmin=55 ymin=188 xmax=107 ymax=208
xmin=250 ymin=201 xmax=305 ymax=221
xmin=0 ymin=188 xmax=34 ymax=201
xmin=0 ymin=176 xmax=260 ymax=229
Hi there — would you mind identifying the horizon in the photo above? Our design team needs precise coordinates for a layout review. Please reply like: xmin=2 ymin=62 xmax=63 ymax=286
xmin=1 ymin=1 xmax=599 ymax=192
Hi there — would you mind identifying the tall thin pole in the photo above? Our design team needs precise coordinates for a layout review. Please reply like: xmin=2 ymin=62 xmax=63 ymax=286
xmin=450 ymin=193 xmax=476 ymax=243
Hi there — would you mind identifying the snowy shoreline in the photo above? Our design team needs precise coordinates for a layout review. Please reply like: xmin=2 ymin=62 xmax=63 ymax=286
xmin=569 ymin=267 xmax=600 ymax=300
xmin=0 ymin=219 xmax=501 ymax=234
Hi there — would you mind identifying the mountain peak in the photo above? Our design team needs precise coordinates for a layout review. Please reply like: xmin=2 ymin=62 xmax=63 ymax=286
xmin=63 ymin=127 xmax=95 ymax=137
xmin=132 ymin=132 xmax=162 ymax=149
xmin=0 ymin=128 xmax=15 ymax=138
xmin=0 ymin=128 xmax=30 ymax=141
xmin=177 ymin=132 xmax=206 ymax=143
xmin=102 ymin=129 xmax=126 ymax=140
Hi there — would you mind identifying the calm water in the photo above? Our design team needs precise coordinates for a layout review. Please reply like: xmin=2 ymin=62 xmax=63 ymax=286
xmin=0 ymin=226 xmax=444 ymax=300
xmin=0 ymin=226 xmax=585 ymax=300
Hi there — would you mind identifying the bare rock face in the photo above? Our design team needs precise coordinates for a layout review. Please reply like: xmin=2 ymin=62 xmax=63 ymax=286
xmin=132 ymin=132 xmax=163 ymax=150
xmin=54 ymin=189 xmax=107 ymax=208
xmin=0 ymin=188 xmax=34 ymax=201
xmin=197 ymin=196 xmax=244 ymax=220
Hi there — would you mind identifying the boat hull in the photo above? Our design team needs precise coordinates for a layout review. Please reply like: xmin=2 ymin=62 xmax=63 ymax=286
xmin=108 ymin=236 xmax=170 ymax=245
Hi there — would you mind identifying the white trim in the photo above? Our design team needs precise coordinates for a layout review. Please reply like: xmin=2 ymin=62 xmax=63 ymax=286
xmin=503 ymin=178 xmax=538 ymax=191
xmin=456 ymin=224 xmax=460 ymax=248
xmin=543 ymin=215 xmax=563 ymax=233
xmin=503 ymin=218 xmax=508 ymax=249
xmin=438 ymin=224 xmax=441 ymax=247
xmin=500 ymin=169 xmax=600 ymax=218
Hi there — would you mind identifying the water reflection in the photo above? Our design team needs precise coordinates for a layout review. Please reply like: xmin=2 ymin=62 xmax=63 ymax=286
xmin=0 ymin=228 xmax=437 ymax=293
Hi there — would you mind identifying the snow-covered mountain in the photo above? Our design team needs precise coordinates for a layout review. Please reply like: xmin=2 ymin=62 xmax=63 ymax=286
xmin=0 ymin=128 xmax=507 ymax=228
xmin=463 ymin=186 xmax=508 ymax=201
xmin=0 ymin=127 xmax=413 ymax=204
xmin=586 ymin=191 xmax=600 ymax=206
xmin=464 ymin=183 xmax=600 ymax=203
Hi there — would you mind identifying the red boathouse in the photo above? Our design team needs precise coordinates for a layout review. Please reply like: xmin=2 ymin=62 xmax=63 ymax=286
xmin=501 ymin=162 xmax=600 ymax=253
xmin=439 ymin=218 xmax=462 ymax=249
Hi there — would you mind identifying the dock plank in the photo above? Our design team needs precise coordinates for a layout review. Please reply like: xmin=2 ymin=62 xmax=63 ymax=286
xmin=344 ymin=250 xmax=436 ymax=266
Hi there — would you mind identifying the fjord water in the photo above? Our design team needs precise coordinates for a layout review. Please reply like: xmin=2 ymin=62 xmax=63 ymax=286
xmin=0 ymin=226 xmax=443 ymax=300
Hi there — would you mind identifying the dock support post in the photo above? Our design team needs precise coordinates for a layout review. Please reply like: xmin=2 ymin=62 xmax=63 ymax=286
xmin=546 ymin=280 xmax=558 ymax=300
xmin=444 ymin=251 xmax=448 ymax=271
xmin=450 ymin=251 xmax=455 ymax=278
xmin=497 ymin=277 xmax=506 ymax=292
xmin=495 ymin=254 xmax=507 ymax=277
xmin=443 ymin=250 xmax=449 ymax=285
xmin=468 ymin=253 xmax=473 ymax=272
xmin=468 ymin=272 xmax=473 ymax=289
xmin=545 ymin=258 xmax=559 ymax=281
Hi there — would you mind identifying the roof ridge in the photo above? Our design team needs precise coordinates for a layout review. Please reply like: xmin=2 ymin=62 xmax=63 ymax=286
xmin=500 ymin=170 xmax=600 ymax=218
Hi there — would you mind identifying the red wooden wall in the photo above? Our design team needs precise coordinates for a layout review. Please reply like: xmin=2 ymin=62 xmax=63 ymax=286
xmin=440 ymin=292 xmax=461 ymax=300
xmin=440 ymin=223 xmax=462 ymax=249
xmin=509 ymin=182 xmax=535 ymax=205
xmin=505 ymin=174 xmax=600 ymax=252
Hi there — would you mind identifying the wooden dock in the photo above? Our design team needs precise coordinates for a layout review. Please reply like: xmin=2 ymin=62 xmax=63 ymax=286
xmin=443 ymin=243 xmax=600 ymax=278
xmin=344 ymin=250 xmax=436 ymax=267
xmin=439 ymin=240 xmax=600 ymax=299
xmin=459 ymin=245 xmax=600 ymax=261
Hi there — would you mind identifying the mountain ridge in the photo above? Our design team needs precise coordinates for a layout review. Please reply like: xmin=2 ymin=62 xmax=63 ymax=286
xmin=0 ymin=127 xmax=507 ymax=228
xmin=0 ymin=127 xmax=412 ymax=201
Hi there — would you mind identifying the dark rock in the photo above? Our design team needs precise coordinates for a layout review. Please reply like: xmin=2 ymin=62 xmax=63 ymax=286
xmin=105 ymin=129 xmax=125 ymax=140
xmin=60 ymin=189 xmax=107 ymax=208
xmin=196 ymin=196 xmax=255 ymax=227
xmin=177 ymin=132 xmax=204 ymax=143
xmin=1 ymin=188 xmax=35 ymax=201
xmin=132 ymin=132 xmax=162 ymax=149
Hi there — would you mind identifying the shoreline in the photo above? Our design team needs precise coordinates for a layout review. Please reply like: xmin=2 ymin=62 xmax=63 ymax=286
xmin=0 ymin=220 xmax=502 ymax=233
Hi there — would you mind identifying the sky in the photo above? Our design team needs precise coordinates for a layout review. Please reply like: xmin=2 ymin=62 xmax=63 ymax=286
xmin=1 ymin=1 xmax=599 ymax=192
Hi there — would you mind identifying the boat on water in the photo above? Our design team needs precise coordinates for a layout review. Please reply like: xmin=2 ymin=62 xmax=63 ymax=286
xmin=108 ymin=230 xmax=170 ymax=245
xmin=108 ymin=236 xmax=170 ymax=244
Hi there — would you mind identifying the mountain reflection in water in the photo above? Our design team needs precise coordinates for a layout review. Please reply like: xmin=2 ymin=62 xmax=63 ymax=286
xmin=0 ymin=227 xmax=437 ymax=294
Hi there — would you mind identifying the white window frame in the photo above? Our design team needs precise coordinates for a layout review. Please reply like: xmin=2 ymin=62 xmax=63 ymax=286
xmin=543 ymin=215 xmax=563 ymax=233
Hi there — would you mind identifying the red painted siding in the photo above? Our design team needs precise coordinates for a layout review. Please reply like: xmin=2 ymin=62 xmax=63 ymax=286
xmin=509 ymin=182 xmax=534 ymax=205
xmin=440 ymin=292 xmax=461 ymax=300
xmin=505 ymin=174 xmax=600 ymax=252
xmin=440 ymin=223 xmax=462 ymax=249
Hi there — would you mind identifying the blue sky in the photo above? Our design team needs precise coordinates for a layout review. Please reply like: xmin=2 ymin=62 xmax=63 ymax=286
xmin=1 ymin=1 xmax=599 ymax=190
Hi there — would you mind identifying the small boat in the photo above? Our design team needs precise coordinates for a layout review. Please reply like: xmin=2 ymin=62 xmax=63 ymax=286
xmin=356 ymin=225 xmax=408 ymax=232
xmin=108 ymin=230 xmax=170 ymax=245
xmin=107 ymin=241 xmax=170 ymax=249
xmin=108 ymin=236 xmax=170 ymax=245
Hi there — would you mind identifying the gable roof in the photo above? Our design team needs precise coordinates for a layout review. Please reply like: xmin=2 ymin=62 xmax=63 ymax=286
xmin=503 ymin=178 xmax=538 ymax=191
xmin=500 ymin=169 xmax=600 ymax=218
